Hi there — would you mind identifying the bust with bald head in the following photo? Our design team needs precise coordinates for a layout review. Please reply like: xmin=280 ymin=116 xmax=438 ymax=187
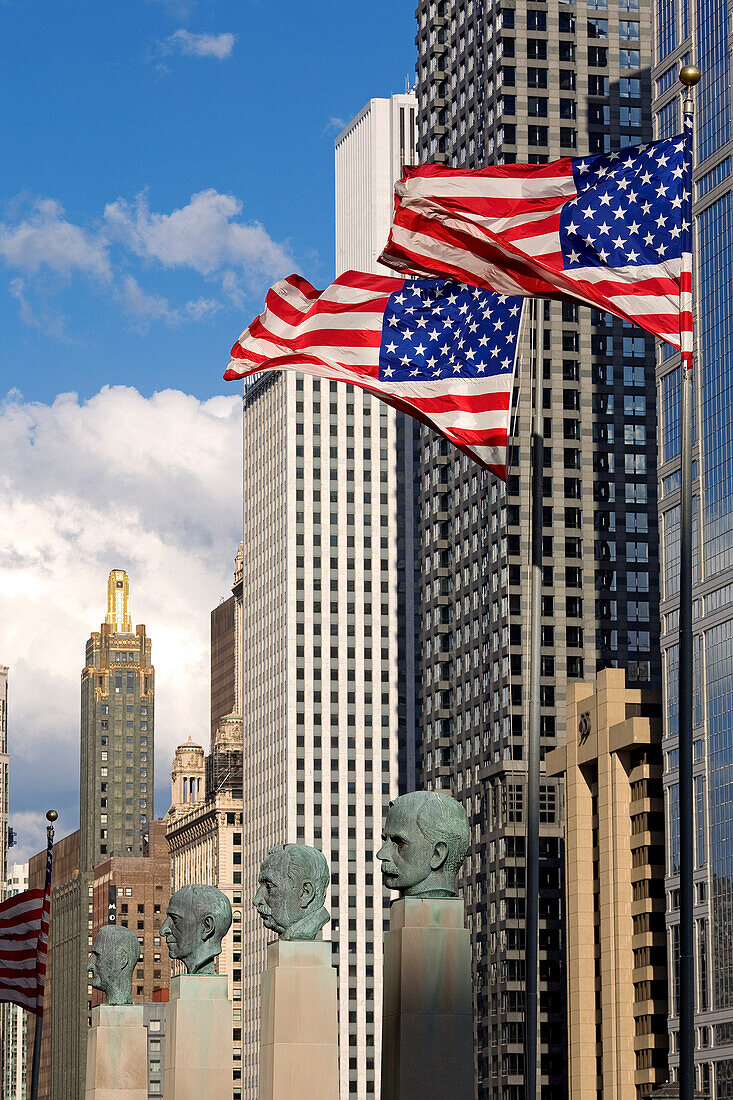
xmin=88 ymin=925 xmax=141 ymax=1005
xmin=377 ymin=790 xmax=470 ymax=899
xmin=253 ymin=844 xmax=330 ymax=941
xmin=160 ymin=885 xmax=233 ymax=975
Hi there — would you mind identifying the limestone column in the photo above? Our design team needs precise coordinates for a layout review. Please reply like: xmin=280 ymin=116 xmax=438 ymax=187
xmin=163 ymin=974 xmax=232 ymax=1100
xmin=381 ymin=896 xmax=473 ymax=1100
xmin=85 ymin=1004 xmax=148 ymax=1100
xmin=258 ymin=939 xmax=339 ymax=1100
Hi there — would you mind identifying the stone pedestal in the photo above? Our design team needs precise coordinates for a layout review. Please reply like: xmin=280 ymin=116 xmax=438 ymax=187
xmin=258 ymin=939 xmax=339 ymax=1100
xmin=163 ymin=975 xmax=232 ymax=1100
xmin=85 ymin=1004 xmax=148 ymax=1100
xmin=381 ymin=897 xmax=473 ymax=1100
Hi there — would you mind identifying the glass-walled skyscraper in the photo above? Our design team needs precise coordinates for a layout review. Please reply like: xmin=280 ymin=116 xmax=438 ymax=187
xmin=652 ymin=4 xmax=733 ymax=1094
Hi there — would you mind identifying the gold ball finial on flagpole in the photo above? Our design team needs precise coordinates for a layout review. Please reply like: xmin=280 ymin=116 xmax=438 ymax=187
xmin=679 ymin=65 xmax=701 ymax=87
xmin=46 ymin=810 xmax=58 ymax=822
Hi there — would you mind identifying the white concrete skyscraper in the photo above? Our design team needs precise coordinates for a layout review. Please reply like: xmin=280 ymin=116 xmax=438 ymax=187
xmin=335 ymin=93 xmax=417 ymax=277
xmin=240 ymin=95 xmax=418 ymax=1100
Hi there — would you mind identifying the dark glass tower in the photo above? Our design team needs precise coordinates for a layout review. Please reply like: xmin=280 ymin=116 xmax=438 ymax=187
xmin=80 ymin=570 xmax=154 ymax=871
xmin=652 ymin=2 xmax=733 ymax=1092
xmin=414 ymin=1 xmax=662 ymax=1095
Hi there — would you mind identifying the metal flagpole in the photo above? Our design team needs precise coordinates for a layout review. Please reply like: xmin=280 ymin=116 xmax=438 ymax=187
xmin=524 ymin=296 xmax=543 ymax=1099
xmin=677 ymin=63 xmax=701 ymax=1100
xmin=30 ymin=810 xmax=56 ymax=1100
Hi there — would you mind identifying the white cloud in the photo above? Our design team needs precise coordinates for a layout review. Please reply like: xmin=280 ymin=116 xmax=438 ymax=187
xmin=165 ymin=29 xmax=235 ymax=59
xmin=104 ymin=189 xmax=292 ymax=281
xmin=0 ymin=385 xmax=242 ymax=861
xmin=121 ymin=274 xmax=221 ymax=327
xmin=0 ymin=199 xmax=110 ymax=279
xmin=1 ymin=188 xmax=290 ymax=333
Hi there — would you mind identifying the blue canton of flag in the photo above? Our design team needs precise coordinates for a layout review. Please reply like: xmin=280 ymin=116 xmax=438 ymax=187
xmin=378 ymin=279 xmax=523 ymax=382
xmin=560 ymin=137 xmax=686 ymax=272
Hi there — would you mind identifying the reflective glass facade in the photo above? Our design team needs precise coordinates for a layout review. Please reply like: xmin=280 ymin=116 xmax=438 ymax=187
xmin=653 ymin=0 xmax=733 ymax=1085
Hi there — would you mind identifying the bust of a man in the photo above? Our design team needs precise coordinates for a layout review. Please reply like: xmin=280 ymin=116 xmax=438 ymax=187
xmin=377 ymin=791 xmax=470 ymax=899
xmin=160 ymin=884 xmax=233 ymax=974
xmin=88 ymin=925 xmax=141 ymax=1005
xmin=253 ymin=844 xmax=329 ymax=941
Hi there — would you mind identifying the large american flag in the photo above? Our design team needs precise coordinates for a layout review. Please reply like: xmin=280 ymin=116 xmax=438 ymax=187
xmin=0 ymin=833 xmax=52 ymax=1015
xmin=380 ymin=134 xmax=691 ymax=351
xmin=226 ymin=270 xmax=524 ymax=477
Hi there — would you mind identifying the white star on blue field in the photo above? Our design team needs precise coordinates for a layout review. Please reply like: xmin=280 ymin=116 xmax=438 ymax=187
xmin=561 ymin=137 xmax=686 ymax=271
xmin=379 ymin=281 xmax=523 ymax=382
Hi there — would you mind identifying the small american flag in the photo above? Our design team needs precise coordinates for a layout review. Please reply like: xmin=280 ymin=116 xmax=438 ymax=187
xmin=0 ymin=833 xmax=52 ymax=1015
xmin=225 ymin=270 xmax=523 ymax=477
xmin=380 ymin=134 xmax=691 ymax=351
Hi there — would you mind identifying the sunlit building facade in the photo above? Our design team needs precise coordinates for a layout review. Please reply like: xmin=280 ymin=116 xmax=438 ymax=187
xmin=414 ymin=1 xmax=660 ymax=1095
xmin=652 ymin=4 xmax=733 ymax=1094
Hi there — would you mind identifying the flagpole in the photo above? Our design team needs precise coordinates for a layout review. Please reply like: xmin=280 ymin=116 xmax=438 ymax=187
xmin=677 ymin=63 xmax=700 ymax=1100
xmin=30 ymin=810 xmax=56 ymax=1100
xmin=524 ymin=295 xmax=543 ymax=1099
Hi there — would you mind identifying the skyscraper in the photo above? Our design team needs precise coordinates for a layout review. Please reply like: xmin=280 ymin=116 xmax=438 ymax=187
xmin=80 ymin=570 xmax=155 ymax=870
xmin=238 ymin=93 xmax=419 ymax=1100
xmin=335 ymin=93 xmax=417 ymax=276
xmin=413 ymin=2 xmax=660 ymax=1095
xmin=651 ymin=10 xmax=733 ymax=1094
xmin=28 ymin=571 xmax=156 ymax=1099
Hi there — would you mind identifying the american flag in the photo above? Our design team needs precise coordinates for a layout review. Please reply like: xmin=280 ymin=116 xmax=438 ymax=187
xmin=0 ymin=833 xmax=52 ymax=1014
xmin=226 ymin=270 xmax=524 ymax=477
xmin=380 ymin=134 xmax=691 ymax=351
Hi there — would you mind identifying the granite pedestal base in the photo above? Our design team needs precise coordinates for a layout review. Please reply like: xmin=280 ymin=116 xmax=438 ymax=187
xmin=381 ymin=897 xmax=473 ymax=1100
xmin=85 ymin=1004 xmax=148 ymax=1100
xmin=258 ymin=939 xmax=339 ymax=1100
xmin=163 ymin=974 xmax=232 ymax=1100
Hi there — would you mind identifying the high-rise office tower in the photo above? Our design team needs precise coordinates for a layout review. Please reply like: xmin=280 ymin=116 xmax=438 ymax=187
xmin=29 ymin=571 xmax=156 ymax=1099
xmin=335 ymin=94 xmax=418 ymax=276
xmin=414 ymin=3 xmax=660 ymax=1095
xmin=80 ymin=570 xmax=155 ymax=871
xmin=239 ymin=93 xmax=419 ymax=1100
xmin=651 ymin=10 xmax=733 ymax=1094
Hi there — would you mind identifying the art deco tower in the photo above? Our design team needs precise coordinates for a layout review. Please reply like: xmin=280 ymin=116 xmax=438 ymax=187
xmin=80 ymin=571 xmax=154 ymax=871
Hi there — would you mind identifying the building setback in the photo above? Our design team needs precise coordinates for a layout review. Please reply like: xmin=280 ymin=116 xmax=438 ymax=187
xmin=414 ymin=1 xmax=660 ymax=1095
xmin=651 ymin=0 xmax=733 ymax=1092
xmin=547 ymin=668 xmax=669 ymax=1099
xmin=80 ymin=570 xmax=154 ymax=871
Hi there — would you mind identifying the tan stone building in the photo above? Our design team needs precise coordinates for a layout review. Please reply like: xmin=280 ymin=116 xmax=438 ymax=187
xmin=166 ymin=732 xmax=244 ymax=1099
xmin=166 ymin=549 xmax=245 ymax=1098
xmin=547 ymin=667 xmax=669 ymax=1099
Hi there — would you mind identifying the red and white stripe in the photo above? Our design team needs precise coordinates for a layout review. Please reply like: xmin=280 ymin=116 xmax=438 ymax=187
xmin=225 ymin=270 xmax=518 ymax=476
xmin=0 ymin=886 xmax=50 ymax=1014
xmin=380 ymin=161 xmax=688 ymax=349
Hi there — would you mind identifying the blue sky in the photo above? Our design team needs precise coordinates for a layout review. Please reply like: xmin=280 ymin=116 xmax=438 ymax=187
xmin=0 ymin=1 xmax=417 ymax=861
xmin=1 ymin=0 xmax=416 ymax=404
